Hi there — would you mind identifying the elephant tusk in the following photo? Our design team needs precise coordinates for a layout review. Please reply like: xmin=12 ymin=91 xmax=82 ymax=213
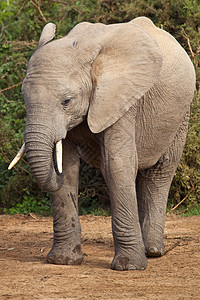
xmin=56 ymin=140 xmax=62 ymax=174
xmin=8 ymin=143 xmax=26 ymax=170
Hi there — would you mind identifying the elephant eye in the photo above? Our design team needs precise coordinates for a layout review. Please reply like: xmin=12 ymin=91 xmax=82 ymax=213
xmin=62 ymin=98 xmax=71 ymax=106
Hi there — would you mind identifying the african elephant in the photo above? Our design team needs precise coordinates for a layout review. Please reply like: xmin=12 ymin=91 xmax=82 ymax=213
xmin=9 ymin=16 xmax=195 ymax=270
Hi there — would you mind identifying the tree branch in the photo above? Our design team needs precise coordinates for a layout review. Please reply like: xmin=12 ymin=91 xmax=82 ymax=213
xmin=51 ymin=0 xmax=69 ymax=5
xmin=0 ymin=82 xmax=22 ymax=93
xmin=182 ymin=29 xmax=198 ymax=69
xmin=30 ymin=0 xmax=48 ymax=23
xmin=15 ymin=0 xmax=26 ymax=17
xmin=169 ymin=187 xmax=195 ymax=213
xmin=0 ymin=92 xmax=15 ymax=103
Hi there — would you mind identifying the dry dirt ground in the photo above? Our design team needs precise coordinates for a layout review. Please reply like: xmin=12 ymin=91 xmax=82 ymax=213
xmin=0 ymin=214 xmax=199 ymax=300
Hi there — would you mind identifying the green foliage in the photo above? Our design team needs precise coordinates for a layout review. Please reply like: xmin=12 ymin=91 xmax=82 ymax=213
xmin=0 ymin=0 xmax=200 ymax=215
xmin=3 ymin=194 xmax=52 ymax=215
xmin=79 ymin=193 xmax=110 ymax=216
xmin=182 ymin=204 xmax=200 ymax=216
xmin=0 ymin=0 xmax=14 ymax=23
xmin=169 ymin=92 xmax=200 ymax=212
xmin=78 ymin=160 xmax=110 ymax=215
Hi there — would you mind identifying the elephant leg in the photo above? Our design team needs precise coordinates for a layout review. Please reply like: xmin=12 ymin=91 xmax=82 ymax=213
xmin=47 ymin=140 xmax=83 ymax=265
xmin=100 ymin=109 xmax=147 ymax=271
xmin=136 ymin=111 xmax=190 ymax=257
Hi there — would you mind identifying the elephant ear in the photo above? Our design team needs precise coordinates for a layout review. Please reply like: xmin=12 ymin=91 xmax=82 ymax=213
xmin=87 ymin=23 xmax=162 ymax=133
xmin=38 ymin=23 xmax=56 ymax=48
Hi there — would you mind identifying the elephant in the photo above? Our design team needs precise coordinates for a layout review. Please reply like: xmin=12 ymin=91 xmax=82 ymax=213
xmin=9 ymin=16 xmax=196 ymax=271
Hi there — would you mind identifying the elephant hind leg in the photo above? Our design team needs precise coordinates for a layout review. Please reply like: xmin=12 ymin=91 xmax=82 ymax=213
xmin=136 ymin=110 xmax=190 ymax=257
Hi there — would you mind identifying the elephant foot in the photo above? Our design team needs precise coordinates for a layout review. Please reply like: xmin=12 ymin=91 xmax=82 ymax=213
xmin=144 ymin=237 xmax=165 ymax=257
xmin=47 ymin=243 xmax=83 ymax=265
xmin=142 ymin=229 xmax=165 ymax=257
xmin=145 ymin=245 xmax=165 ymax=257
xmin=111 ymin=250 xmax=147 ymax=271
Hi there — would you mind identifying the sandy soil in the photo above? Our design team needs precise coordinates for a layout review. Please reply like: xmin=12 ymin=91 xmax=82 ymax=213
xmin=0 ymin=214 xmax=199 ymax=300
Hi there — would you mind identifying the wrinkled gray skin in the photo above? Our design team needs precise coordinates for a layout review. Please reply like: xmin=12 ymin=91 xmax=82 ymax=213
xmin=22 ymin=17 xmax=196 ymax=270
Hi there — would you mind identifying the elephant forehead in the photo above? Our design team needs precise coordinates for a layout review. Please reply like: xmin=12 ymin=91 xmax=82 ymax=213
xmin=22 ymin=71 xmax=85 ymax=104
xmin=22 ymin=80 xmax=58 ymax=101
xmin=28 ymin=42 xmax=78 ymax=72
xmin=25 ymin=53 xmax=83 ymax=91
xmin=24 ymin=69 xmax=78 ymax=84
xmin=27 ymin=56 xmax=76 ymax=74
xmin=23 ymin=76 xmax=79 ymax=96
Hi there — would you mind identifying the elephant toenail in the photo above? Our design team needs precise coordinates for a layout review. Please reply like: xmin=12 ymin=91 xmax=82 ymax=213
xmin=129 ymin=266 xmax=137 ymax=270
xmin=149 ymin=247 xmax=158 ymax=253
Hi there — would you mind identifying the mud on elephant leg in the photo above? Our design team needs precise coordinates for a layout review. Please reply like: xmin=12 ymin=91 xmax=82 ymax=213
xmin=47 ymin=140 xmax=83 ymax=265
xmin=136 ymin=112 xmax=189 ymax=257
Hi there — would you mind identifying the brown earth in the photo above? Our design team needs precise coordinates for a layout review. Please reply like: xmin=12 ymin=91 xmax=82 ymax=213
xmin=0 ymin=214 xmax=199 ymax=300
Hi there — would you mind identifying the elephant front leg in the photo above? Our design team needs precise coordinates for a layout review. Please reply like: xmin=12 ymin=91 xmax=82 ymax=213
xmin=47 ymin=140 xmax=83 ymax=265
xmin=100 ymin=112 xmax=147 ymax=271
xmin=110 ymin=181 xmax=147 ymax=271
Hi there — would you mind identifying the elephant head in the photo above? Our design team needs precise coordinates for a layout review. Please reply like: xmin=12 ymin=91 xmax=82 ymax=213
xmin=10 ymin=21 xmax=162 ymax=192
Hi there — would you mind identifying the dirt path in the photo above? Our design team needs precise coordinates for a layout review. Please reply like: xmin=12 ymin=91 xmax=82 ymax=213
xmin=0 ymin=214 xmax=199 ymax=299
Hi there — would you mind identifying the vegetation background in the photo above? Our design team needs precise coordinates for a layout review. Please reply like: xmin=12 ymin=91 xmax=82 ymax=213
xmin=0 ymin=0 xmax=199 ymax=216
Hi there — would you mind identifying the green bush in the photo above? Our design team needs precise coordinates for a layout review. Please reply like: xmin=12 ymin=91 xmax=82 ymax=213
xmin=168 ymin=92 xmax=200 ymax=213
xmin=0 ymin=0 xmax=199 ymax=215
xmin=3 ymin=194 xmax=52 ymax=215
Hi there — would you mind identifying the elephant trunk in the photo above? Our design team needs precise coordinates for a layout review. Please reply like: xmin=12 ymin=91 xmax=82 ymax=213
xmin=24 ymin=123 xmax=63 ymax=193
